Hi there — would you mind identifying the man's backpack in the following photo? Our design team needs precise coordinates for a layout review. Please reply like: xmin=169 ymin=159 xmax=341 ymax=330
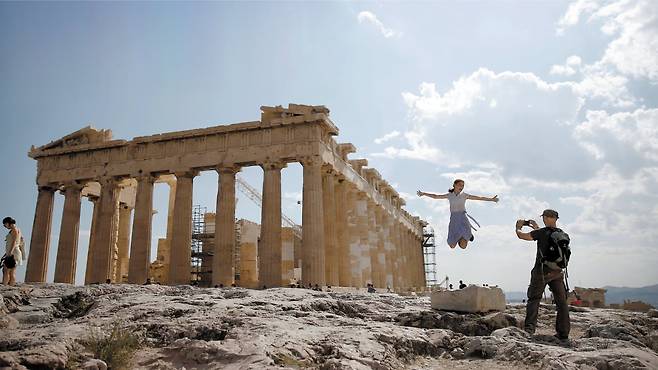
xmin=541 ymin=228 xmax=571 ymax=270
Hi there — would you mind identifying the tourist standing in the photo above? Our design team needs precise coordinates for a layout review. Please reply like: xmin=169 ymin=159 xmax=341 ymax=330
xmin=515 ymin=209 xmax=570 ymax=340
xmin=2 ymin=217 xmax=25 ymax=286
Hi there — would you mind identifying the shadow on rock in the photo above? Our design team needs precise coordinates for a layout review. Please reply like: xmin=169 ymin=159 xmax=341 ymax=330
xmin=53 ymin=291 xmax=96 ymax=319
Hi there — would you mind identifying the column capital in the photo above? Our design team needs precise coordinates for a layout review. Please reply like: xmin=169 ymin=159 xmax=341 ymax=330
xmin=321 ymin=164 xmax=337 ymax=176
xmin=300 ymin=156 xmax=324 ymax=167
xmin=86 ymin=195 xmax=100 ymax=203
xmin=37 ymin=184 xmax=57 ymax=192
xmin=59 ymin=181 xmax=85 ymax=194
xmin=260 ymin=161 xmax=287 ymax=171
xmin=174 ymin=170 xmax=200 ymax=179
xmin=133 ymin=172 xmax=156 ymax=183
xmin=97 ymin=176 xmax=123 ymax=188
xmin=215 ymin=164 xmax=241 ymax=174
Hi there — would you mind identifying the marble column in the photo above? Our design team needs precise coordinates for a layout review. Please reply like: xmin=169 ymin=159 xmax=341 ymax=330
xmin=356 ymin=192 xmax=371 ymax=286
xmin=374 ymin=206 xmax=387 ymax=288
xmin=383 ymin=211 xmax=395 ymax=289
xmin=259 ymin=162 xmax=285 ymax=288
xmin=346 ymin=187 xmax=361 ymax=288
xmin=87 ymin=178 xmax=120 ymax=284
xmin=128 ymin=175 xmax=154 ymax=284
xmin=367 ymin=200 xmax=381 ymax=287
xmin=54 ymin=183 xmax=83 ymax=283
xmin=335 ymin=178 xmax=351 ymax=287
xmin=115 ymin=203 xmax=133 ymax=282
xmin=404 ymin=226 xmax=418 ymax=288
xmin=406 ymin=229 xmax=414 ymax=290
xmin=394 ymin=220 xmax=405 ymax=290
xmin=213 ymin=167 xmax=238 ymax=287
xmin=25 ymin=186 xmax=55 ymax=283
xmin=169 ymin=171 xmax=196 ymax=285
xmin=84 ymin=195 xmax=100 ymax=284
xmin=322 ymin=168 xmax=339 ymax=287
xmin=301 ymin=157 xmax=325 ymax=286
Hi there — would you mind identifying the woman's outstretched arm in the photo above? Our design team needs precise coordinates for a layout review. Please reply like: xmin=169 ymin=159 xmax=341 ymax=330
xmin=466 ymin=194 xmax=499 ymax=202
xmin=417 ymin=190 xmax=449 ymax=199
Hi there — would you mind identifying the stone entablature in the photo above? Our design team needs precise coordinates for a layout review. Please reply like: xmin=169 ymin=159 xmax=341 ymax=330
xmin=25 ymin=104 xmax=427 ymax=290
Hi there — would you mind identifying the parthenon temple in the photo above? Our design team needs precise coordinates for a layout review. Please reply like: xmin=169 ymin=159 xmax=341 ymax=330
xmin=25 ymin=104 xmax=427 ymax=291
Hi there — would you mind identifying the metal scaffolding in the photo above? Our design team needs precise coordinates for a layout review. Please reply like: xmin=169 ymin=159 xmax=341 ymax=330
xmin=422 ymin=226 xmax=438 ymax=287
xmin=191 ymin=205 xmax=214 ymax=286
xmin=235 ymin=175 xmax=302 ymax=239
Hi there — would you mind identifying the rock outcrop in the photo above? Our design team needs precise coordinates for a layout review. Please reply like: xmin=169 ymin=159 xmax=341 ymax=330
xmin=2 ymin=284 xmax=658 ymax=369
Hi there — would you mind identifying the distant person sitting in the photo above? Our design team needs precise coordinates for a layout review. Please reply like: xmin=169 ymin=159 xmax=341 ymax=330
xmin=367 ymin=283 xmax=376 ymax=293
xmin=449 ymin=283 xmax=454 ymax=290
xmin=143 ymin=278 xmax=152 ymax=285
xmin=459 ymin=280 xmax=467 ymax=289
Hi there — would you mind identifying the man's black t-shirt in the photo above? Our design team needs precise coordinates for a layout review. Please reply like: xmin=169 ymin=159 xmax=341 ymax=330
xmin=530 ymin=227 xmax=562 ymax=270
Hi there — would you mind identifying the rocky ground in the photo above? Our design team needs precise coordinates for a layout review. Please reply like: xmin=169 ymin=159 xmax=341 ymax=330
xmin=1 ymin=284 xmax=658 ymax=369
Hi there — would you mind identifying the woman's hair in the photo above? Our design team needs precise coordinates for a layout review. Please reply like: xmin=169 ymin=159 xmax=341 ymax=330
xmin=2 ymin=217 xmax=16 ymax=225
xmin=448 ymin=179 xmax=464 ymax=193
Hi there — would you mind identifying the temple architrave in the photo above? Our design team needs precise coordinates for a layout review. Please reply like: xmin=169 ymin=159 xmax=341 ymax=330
xmin=25 ymin=104 xmax=427 ymax=291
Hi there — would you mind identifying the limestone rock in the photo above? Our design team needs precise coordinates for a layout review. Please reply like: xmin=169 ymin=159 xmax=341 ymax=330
xmin=3 ymin=284 xmax=658 ymax=370
xmin=81 ymin=359 xmax=108 ymax=370
xmin=648 ymin=330 xmax=658 ymax=352
xmin=647 ymin=308 xmax=658 ymax=318
xmin=431 ymin=286 xmax=506 ymax=313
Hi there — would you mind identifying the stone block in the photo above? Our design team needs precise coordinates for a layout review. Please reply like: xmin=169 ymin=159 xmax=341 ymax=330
xmin=431 ymin=286 xmax=506 ymax=313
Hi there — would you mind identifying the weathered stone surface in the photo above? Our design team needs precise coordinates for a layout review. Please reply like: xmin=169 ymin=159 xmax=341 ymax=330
xmin=431 ymin=286 xmax=506 ymax=313
xmin=3 ymin=284 xmax=658 ymax=370
xmin=81 ymin=359 xmax=108 ymax=370
xmin=647 ymin=308 xmax=658 ymax=318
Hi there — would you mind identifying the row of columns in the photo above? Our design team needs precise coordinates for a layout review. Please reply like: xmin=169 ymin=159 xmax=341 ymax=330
xmin=25 ymin=159 xmax=425 ymax=290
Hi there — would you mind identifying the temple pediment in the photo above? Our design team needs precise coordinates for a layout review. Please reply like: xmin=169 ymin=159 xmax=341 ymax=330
xmin=30 ymin=126 xmax=113 ymax=156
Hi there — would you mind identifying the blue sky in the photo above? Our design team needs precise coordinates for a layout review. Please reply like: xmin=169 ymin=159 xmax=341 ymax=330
xmin=2 ymin=1 xmax=657 ymax=291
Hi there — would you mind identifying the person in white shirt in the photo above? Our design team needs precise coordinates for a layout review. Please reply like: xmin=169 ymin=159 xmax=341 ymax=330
xmin=418 ymin=179 xmax=498 ymax=249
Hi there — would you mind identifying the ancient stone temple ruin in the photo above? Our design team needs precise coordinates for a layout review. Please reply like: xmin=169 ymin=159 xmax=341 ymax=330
xmin=25 ymin=104 xmax=427 ymax=290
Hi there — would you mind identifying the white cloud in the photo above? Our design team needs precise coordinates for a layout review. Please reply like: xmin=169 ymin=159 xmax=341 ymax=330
xmin=371 ymin=131 xmax=445 ymax=163
xmin=402 ymin=78 xmax=484 ymax=119
xmin=558 ymin=0 xmax=658 ymax=81
xmin=395 ymin=68 xmax=594 ymax=180
xmin=283 ymin=191 xmax=302 ymax=202
xmin=374 ymin=130 xmax=401 ymax=144
xmin=556 ymin=0 xmax=602 ymax=35
xmin=574 ymin=108 xmax=658 ymax=163
xmin=550 ymin=55 xmax=582 ymax=76
xmin=439 ymin=168 xmax=511 ymax=196
xmin=357 ymin=11 xmax=402 ymax=39
xmin=575 ymin=62 xmax=635 ymax=107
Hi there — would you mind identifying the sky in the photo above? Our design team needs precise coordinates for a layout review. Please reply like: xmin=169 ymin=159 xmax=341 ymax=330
xmin=1 ymin=1 xmax=657 ymax=291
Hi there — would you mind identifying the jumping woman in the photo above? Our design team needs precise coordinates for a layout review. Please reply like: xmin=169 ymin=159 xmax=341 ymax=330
xmin=417 ymin=179 xmax=499 ymax=249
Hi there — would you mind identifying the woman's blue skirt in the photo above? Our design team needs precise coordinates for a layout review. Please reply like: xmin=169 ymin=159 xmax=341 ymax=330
xmin=447 ymin=211 xmax=476 ymax=246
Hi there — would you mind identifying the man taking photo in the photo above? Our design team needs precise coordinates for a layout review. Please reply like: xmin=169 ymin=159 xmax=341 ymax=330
xmin=515 ymin=209 xmax=570 ymax=340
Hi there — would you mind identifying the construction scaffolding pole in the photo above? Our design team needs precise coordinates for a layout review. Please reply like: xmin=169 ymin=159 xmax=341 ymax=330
xmin=422 ymin=226 xmax=437 ymax=287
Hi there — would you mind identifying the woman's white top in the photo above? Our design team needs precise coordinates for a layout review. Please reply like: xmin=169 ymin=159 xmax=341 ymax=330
xmin=447 ymin=192 xmax=470 ymax=212
xmin=5 ymin=227 xmax=24 ymax=265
